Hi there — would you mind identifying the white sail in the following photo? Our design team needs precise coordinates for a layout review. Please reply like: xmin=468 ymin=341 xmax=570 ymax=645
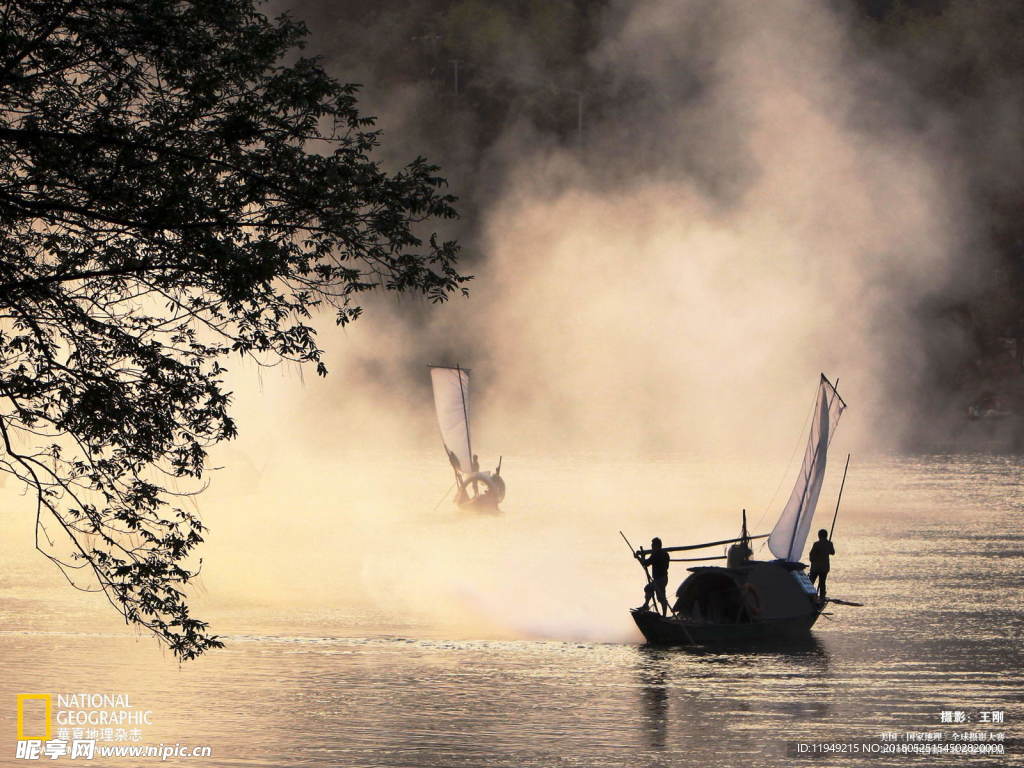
xmin=768 ymin=374 xmax=846 ymax=562
xmin=429 ymin=366 xmax=473 ymax=475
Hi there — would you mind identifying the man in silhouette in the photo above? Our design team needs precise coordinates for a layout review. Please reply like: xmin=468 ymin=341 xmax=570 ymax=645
xmin=446 ymin=448 xmax=461 ymax=472
xmin=637 ymin=537 xmax=670 ymax=616
xmin=468 ymin=453 xmax=480 ymax=496
xmin=808 ymin=528 xmax=835 ymax=600
xmin=489 ymin=459 xmax=505 ymax=502
xmin=727 ymin=538 xmax=752 ymax=568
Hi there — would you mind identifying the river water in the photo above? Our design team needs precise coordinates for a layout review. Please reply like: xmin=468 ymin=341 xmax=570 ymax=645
xmin=1 ymin=453 xmax=1021 ymax=767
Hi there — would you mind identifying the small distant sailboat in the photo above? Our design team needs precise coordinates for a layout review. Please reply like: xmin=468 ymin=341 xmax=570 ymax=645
xmin=429 ymin=365 xmax=506 ymax=510
xmin=629 ymin=373 xmax=848 ymax=645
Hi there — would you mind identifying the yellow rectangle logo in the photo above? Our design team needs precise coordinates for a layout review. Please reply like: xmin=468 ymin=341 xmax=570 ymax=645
xmin=16 ymin=694 xmax=52 ymax=741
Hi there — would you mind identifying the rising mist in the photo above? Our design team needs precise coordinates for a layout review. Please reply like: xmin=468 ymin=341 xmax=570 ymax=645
xmin=165 ymin=0 xmax=1000 ymax=639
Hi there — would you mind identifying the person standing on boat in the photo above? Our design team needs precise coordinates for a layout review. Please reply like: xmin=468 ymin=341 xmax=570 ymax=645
xmin=637 ymin=537 xmax=670 ymax=616
xmin=808 ymin=529 xmax=835 ymax=599
xmin=467 ymin=453 xmax=481 ymax=497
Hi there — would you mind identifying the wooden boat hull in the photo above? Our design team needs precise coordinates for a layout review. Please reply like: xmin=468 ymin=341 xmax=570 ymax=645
xmin=458 ymin=494 xmax=501 ymax=512
xmin=630 ymin=607 xmax=821 ymax=646
xmin=454 ymin=471 xmax=505 ymax=511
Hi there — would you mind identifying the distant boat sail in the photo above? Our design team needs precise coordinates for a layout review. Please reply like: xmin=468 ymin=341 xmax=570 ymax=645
xmin=429 ymin=365 xmax=505 ymax=509
xmin=768 ymin=374 xmax=847 ymax=562
xmin=430 ymin=366 xmax=473 ymax=474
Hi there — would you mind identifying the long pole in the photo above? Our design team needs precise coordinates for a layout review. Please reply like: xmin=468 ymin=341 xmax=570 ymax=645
xmin=829 ymin=453 xmax=851 ymax=540
xmin=620 ymin=531 xmax=651 ymax=584
xmin=432 ymin=480 xmax=457 ymax=512
xmin=638 ymin=533 xmax=769 ymax=555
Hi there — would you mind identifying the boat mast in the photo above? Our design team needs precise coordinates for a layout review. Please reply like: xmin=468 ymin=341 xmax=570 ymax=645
xmin=456 ymin=363 xmax=473 ymax=469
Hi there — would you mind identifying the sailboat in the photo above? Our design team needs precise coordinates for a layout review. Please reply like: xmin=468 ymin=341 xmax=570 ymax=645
xmin=429 ymin=365 xmax=506 ymax=510
xmin=629 ymin=374 xmax=847 ymax=645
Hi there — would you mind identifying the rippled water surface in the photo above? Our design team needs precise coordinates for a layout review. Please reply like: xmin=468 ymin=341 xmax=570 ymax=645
xmin=1 ymin=454 xmax=1021 ymax=766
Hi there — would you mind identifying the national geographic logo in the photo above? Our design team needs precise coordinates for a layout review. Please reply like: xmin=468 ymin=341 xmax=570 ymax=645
xmin=16 ymin=694 xmax=52 ymax=741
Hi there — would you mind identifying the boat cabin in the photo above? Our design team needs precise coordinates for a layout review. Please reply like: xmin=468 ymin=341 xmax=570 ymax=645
xmin=673 ymin=561 xmax=819 ymax=624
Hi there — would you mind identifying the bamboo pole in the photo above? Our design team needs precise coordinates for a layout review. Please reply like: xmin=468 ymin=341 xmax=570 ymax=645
xmin=620 ymin=531 xmax=651 ymax=585
xmin=829 ymin=453 xmax=851 ymax=540
xmin=637 ymin=533 xmax=768 ymax=555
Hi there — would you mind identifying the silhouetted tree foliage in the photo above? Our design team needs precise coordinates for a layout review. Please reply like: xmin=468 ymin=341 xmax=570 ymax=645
xmin=0 ymin=0 xmax=467 ymax=659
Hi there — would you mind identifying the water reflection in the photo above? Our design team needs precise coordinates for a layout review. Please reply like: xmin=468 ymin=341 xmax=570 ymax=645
xmin=636 ymin=647 xmax=671 ymax=749
xmin=631 ymin=635 xmax=834 ymax=754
